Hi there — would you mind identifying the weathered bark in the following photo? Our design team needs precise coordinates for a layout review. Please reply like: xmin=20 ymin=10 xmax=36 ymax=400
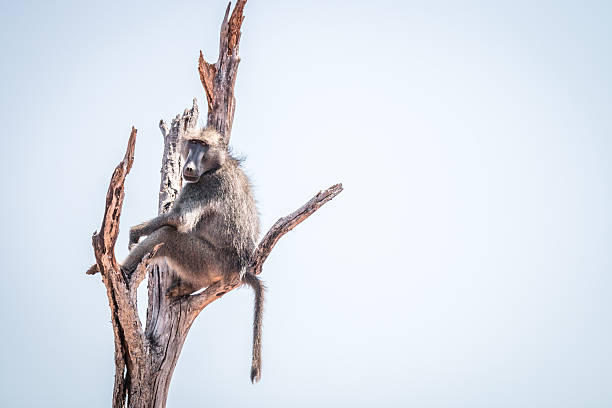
xmin=144 ymin=100 xmax=199 ymax=407
xmin=89 ymin=1 xmax=343 ymax=407
xmin=198 ymin=0 xmax=245 ymax=141
xmin=90 ymin=127 xmax=152 ymax=407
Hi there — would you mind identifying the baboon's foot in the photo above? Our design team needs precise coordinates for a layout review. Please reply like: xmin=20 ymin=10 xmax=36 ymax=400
xmin=166 ymin=281 xmax=197 ymax=298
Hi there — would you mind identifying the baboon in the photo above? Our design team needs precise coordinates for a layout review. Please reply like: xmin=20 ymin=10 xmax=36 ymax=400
xmin=89 ymin=127 xmax=264 ymax=382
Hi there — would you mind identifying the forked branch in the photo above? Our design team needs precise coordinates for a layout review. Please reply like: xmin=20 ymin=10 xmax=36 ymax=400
xmin=87 ymin=1 xmax=343 ymax=406
xmin=89 ymin=123 xmax=342 ymax=406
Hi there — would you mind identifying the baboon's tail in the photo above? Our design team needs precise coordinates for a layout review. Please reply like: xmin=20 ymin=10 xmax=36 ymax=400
xmin=242 ymin=272 xmax=265 ymax=383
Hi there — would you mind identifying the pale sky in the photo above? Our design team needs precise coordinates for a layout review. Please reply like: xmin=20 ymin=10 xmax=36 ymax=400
xmin=1 ymin=0 xmax=611 ymax=407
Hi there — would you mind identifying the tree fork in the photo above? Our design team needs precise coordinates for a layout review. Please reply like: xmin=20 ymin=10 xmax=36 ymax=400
xmin=89 ymin=2 xmax=342 ymax=407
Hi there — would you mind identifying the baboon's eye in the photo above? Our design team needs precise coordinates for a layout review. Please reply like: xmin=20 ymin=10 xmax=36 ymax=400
xmin=189 ymin=139 xmax=208 ymax=147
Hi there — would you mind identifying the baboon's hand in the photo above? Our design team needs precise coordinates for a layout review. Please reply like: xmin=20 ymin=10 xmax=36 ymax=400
xmin=129 ymin=225 xmax=144 ymax=250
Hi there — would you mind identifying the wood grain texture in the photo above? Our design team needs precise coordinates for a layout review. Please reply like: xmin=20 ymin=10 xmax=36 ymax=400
xmin=198 ymin=0 xmax=248 ymax=142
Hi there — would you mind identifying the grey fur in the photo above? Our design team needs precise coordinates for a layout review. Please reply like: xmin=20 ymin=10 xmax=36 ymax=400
xmin=122 ymin=127 xmax=264 ymax=383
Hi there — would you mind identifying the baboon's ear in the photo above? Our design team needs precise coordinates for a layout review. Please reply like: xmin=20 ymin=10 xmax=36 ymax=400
xmin=202 ymin=147 xmax=225 ymax=173
xmin=219 ymin=131 xmax=229 ymax=147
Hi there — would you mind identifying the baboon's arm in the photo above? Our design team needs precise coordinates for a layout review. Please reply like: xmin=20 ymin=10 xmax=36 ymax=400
xmin=129 ymin=213 xmax=181 ymax=249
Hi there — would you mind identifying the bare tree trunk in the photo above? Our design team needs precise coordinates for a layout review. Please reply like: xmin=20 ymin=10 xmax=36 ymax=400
xmin=88 ymin=2 xmax=342 ymax=407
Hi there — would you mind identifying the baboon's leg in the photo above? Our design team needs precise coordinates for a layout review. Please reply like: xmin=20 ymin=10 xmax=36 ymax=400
xmin=121 ymin=226 xmax=222 ymax=287
xmin=121 ymin=226 xmax=174 ymax=274
xmin=129 ymin=213 xmax=181 ymax=249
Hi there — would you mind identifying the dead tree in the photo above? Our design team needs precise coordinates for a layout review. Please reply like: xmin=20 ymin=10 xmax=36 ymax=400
xmin=87 ymin=1 xmax=342 ymax=407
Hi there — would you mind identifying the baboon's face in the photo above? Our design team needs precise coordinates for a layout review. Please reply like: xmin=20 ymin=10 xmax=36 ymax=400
xmin=182 ymin=140 xmax=224 ymax=183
